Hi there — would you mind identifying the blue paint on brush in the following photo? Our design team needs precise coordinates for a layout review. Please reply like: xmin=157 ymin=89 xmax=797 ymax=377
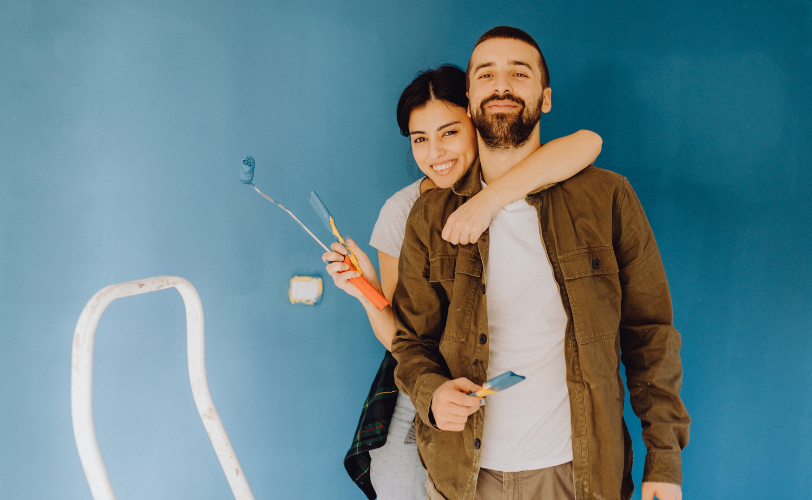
xmin=473 ymin=371 xmax=526 ymax=397
xmin=486 ymin=371 xmax=526 ymax=391
xmin=240 ymin=156 xmax=255 ymax=184
xmin=307 ymin=191 xmax=334 ymax=233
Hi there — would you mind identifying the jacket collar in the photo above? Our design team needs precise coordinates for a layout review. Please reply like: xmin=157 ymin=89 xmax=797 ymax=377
xmin=452 ymin=157 xmax=558 ymax=199
xmin=451 ymin=157 xmax=483 ymax=198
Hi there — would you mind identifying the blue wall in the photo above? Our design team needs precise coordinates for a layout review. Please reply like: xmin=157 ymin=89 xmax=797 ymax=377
xmin=1 ymin=1 xmax=809 ymax=498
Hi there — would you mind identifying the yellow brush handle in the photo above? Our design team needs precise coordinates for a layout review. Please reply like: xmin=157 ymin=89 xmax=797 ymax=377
xmin=330 ymin=218 xmax=363 ymax=276
xmin=473 ymin=388 xmax=497 ymax=397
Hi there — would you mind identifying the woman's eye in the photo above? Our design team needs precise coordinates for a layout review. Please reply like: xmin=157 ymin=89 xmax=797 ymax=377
xmin=412 ymin=137 xmax=426 ymax=144
xmin=442 ymin=130 xmax=458 ymax=137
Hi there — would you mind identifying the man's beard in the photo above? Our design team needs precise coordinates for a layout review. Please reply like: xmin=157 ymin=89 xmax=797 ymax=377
xmin=471 ymin=93 xmax=543 ymax=150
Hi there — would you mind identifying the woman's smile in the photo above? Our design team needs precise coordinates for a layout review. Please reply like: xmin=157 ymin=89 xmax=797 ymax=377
xmin=431 ymin=159 xmax=457 ymax=174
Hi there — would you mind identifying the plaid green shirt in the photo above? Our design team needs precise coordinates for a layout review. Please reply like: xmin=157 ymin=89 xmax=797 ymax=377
xmin=343 ymin=350 xmax=399 ymax=499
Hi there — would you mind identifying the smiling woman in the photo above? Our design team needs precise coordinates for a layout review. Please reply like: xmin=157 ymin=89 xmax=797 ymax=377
xmin=321 ymin=64 xmax=603 ymax=499
xmin=407 ymin=101 xmax=478 ymax=188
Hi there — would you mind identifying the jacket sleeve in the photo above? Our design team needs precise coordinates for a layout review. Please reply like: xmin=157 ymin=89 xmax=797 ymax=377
xmin=390 ymin=197 xmax=451 ymax=429
xmin=614 ymin=179 xmax=691 ymax=486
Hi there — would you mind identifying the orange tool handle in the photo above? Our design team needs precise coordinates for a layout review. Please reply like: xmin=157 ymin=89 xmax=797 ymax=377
xmin=340 ymin=254 xmax=390 ymax=311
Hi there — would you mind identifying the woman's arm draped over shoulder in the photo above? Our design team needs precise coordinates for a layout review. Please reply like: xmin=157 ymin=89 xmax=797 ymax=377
xmin=442 ymin=129 xmax=602 ymax=244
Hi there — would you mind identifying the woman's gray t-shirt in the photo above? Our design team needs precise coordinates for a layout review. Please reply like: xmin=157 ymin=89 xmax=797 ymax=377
xmin=369 ymin=178 xmax=423 ymax=257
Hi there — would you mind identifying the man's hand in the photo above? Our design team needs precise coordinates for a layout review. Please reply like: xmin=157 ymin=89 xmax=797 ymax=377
xmin=441 ymin=190 xmax=500 ymax=245
xmin=641 ymin=482 xmax=682 ymax=500
xmin=431 ymin=378 xmax=485 ymax=431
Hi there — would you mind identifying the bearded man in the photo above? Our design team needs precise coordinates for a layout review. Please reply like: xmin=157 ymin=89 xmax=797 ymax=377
xmin=390 ymin=26 xmax=690 ymax=500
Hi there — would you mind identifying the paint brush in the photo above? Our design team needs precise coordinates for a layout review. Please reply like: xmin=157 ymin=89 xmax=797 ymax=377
xmin=473 ymin=371 xmax=526 ymax=397
xmin=240 ymin=156 xmax=330 ymax=252
xmin=308 ymin=190 xmax=390 ymax=312
xmin=307 ymin=191 xmax=362 ymax=272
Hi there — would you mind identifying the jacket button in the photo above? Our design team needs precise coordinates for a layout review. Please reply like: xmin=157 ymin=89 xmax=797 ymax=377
xmin=479 ymin=334 xmax=487 ymax=344
xmin=481 ymin=284 xmax=486 ymax=294
xmin=474 ymin=438 xmax=481 ymax=449
xmin=592 ymin=258 xmax=601 ymax=269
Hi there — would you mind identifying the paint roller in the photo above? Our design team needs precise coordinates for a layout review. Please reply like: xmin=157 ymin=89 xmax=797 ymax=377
xmin=240 ymin=156 xmax=390 ymax=311
xmin=240 ymin=156 xmax=330 ymax=252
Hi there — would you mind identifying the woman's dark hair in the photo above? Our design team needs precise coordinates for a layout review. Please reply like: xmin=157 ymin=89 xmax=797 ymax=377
xmin=396 ymin=65 xmax=468 ymax=137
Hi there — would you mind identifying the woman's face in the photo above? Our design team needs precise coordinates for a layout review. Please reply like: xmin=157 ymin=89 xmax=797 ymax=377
xmin=408 ymin=99 xmax=478 ymax=189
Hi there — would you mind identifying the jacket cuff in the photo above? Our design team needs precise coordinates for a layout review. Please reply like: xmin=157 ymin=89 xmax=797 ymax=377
xmin=642 ymin=452 xmax=683 ymax=486
xmin=413 ymin=373 xmax=449 ymax=430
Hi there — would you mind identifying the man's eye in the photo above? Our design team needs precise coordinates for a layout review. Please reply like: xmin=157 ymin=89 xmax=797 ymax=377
xmin=513 ymin=73 xmax=528 ymax=77
xmin=479 ymin=73 xmax=492 ymax=79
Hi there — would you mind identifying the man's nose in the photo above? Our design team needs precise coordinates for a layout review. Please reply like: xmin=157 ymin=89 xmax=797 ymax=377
xmin=491 ymin=71 xmax=513 ymax=94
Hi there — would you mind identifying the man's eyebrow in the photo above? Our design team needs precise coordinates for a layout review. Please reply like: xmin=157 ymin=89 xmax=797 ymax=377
xmin=474 ymin=60 xmax=533 ymax=73
xmin=509 ymin=60 xmax=532 ymax=70
xmin=473 ymin=62 xmax=494 ymax=73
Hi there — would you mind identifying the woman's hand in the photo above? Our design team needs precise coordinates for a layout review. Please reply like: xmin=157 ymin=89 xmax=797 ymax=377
xmin=322 ymin=239 xmax=382 ymax=304
xmin=442 ymin=187 xmax=501 ymax=245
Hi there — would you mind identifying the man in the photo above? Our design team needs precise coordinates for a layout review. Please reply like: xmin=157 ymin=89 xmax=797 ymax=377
xmin=391 ymin=26 xmax=690 ymax=500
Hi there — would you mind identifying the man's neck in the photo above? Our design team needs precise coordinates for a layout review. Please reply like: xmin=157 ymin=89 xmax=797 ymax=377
xmin=478 ymin=125 xmax=541 ymax=185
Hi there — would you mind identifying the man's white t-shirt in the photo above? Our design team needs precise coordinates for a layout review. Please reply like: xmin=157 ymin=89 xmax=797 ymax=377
xmin=480 ymin=193 xmax=573 ymax=472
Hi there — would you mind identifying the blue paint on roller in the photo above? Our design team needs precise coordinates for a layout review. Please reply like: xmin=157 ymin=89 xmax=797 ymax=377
xmin=240 ymin=156 xmax=255 ymax=184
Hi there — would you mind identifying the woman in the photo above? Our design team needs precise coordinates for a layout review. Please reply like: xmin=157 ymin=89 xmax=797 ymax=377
xmin=324 ymin=65 xmax=602 ymax=499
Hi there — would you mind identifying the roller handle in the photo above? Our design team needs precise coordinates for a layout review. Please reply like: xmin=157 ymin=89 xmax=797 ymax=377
xmin=340 ymin=254 xmax=390 ymax=311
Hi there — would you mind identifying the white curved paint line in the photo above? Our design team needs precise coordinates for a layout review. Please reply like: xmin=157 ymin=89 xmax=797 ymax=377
xmin=71 ymin=275 xmax=254 ymax=500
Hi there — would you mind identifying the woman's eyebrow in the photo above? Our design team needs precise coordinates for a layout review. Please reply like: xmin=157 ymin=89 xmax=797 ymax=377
xmin=408 ymin=121 xmax=460 ymax=136
xmin=437 ymin=121 xmax=461 ymax=131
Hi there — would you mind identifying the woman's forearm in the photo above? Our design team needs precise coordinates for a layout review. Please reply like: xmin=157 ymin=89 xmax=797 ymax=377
xmin=483 ymin=129 xmax=602 ymax=207
xmin=361 ymin=302 xmax=396 ymax=351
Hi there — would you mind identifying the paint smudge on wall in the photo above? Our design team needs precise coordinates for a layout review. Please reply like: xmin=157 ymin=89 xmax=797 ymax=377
xmin=288 ymin=276 xmax=323 ymax=305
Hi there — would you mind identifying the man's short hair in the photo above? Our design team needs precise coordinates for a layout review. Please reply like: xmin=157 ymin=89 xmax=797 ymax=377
xmin=466 ymin=26 xmax=550 ymax=90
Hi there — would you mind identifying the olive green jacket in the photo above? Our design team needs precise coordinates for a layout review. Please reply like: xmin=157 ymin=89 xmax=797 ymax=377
xmin=390 ymin=160 xmax=690 ymax=500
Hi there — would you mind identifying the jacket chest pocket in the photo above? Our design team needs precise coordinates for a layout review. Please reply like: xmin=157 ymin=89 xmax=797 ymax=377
xmin=559 ymin=246 xmax=621 ymax=345
xmin=429 ymin=252 xmax=481 ymax=343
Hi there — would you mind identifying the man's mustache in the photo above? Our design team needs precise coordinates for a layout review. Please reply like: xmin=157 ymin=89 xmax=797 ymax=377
xmin=480 ymin=93 xmax=525 ymax=110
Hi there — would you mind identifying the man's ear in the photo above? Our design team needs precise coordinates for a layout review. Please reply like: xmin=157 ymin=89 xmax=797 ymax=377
xmin=541 ymin=87 xmax=552 ymax=114
xmin=466 ymin=92 xmax=472 ymax=118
